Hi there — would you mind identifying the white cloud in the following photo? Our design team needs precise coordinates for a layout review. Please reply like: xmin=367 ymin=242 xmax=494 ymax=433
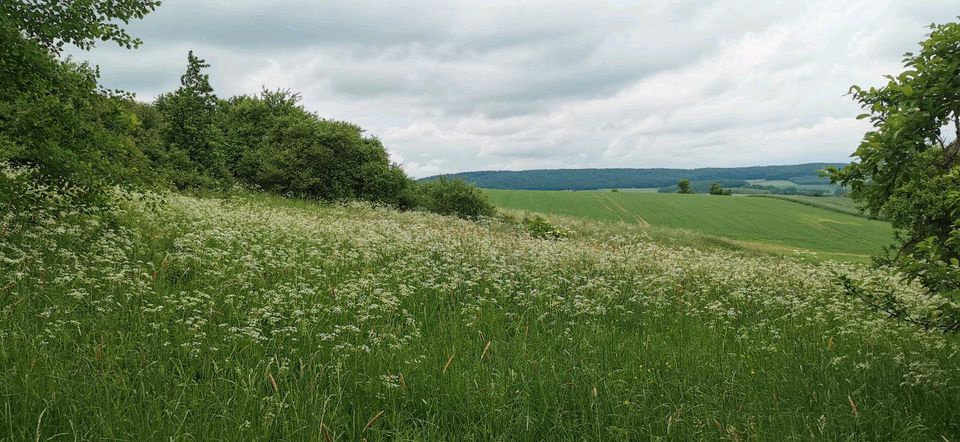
xmin=67 ymin=0 xmax=958 ymax=177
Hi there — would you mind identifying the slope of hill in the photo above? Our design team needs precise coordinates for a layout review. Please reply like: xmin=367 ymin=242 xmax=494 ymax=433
xmin=3 ymin=191 xmax=957 ymax=440
xmin=749 ymin=194 xmax=874 ymax=219
xmin=421 ymin=163 xmax=844 ymax=190
xmin=485 ymin=189 xmax=892 ymax=261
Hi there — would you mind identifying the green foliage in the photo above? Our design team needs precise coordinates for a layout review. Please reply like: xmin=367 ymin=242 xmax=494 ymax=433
xmin=828 ymin=21 xmax=960 ymax=330
xmin=736 ymin=183 xmax=828 ymax=196
xmin=522 ymin=214 xmax=568 ymax=240
xmin=708 ymin=183 xmax=732 ymax=196
xmin=658 ymin=179 xmax=749 ymax=194
xmin=154 ymin=51 xmax=231 ymax=190
xmin=216 ymin=89 xmax=415 ymax=206
xmin=0 ymin=16 xmax=150 ymax=209
xmin=415 ymin=178 xmax=495 ymax=219
xmin=0 ymin=0 xmax=160 ymax=54
xmin=677 ymin=179 xmax=692 ymax=194
xmin=788 ymin=175 xmax=833 ymax=185
xmin=115 ymin=98 xmax=167 ymax=185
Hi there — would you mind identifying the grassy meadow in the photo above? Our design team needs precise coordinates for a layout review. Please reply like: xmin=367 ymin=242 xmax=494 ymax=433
xmin=2 ymin=190 xmax=958 ymax=440
xmin=485 ymin=189 xmax=893 ymax=262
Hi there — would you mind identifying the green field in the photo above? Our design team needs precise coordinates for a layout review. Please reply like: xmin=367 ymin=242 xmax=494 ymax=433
xmin=485 ymin=189 xmax=893 ymax=260
xmin=749 ymin=195 xmax=871 ymax=218
xmin=746 ymin=179 xmax=838 ymax=193
xmin=746 ymin=179 xmax=802 ymax=188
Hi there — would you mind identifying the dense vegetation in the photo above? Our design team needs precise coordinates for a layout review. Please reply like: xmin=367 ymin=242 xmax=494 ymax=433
xmin=0 ymin=1 xmax=491 ymax=220
xmin=658 ymin=179 xmax=745 ymax=194
xmin=484 ymin=190 xmax=893 ymax=262
xmin=2 ymin=189 xmax=958 ymax=440
xmin=828 ymin=21 xmax=960 ymax=332
xmin=422 ymin=163 xmax=844 ymax=190
xmin=412 ymin=177 xmax=496 ymax=220
xmin=0 ymin=1 xmax=160 ymax=209
xmin=122 ymin=52 xmax=486 ymax=212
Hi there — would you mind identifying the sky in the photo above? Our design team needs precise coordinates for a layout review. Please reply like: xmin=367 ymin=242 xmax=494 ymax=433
xmin=68 ymin=0 xmax=957 ymax=177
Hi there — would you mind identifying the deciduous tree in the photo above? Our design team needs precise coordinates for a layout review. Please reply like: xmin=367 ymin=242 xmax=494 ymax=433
xmin=828 ymin=21 xmax=960 ymax=332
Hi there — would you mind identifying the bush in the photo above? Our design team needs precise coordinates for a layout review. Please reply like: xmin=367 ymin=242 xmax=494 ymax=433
xmin=216 ymin=89 xmax=415 ymax=206
xmin=414 ymin=178 xmax=495 ymax=220
xmin=522 ymin=215 xmax=568 ymax=240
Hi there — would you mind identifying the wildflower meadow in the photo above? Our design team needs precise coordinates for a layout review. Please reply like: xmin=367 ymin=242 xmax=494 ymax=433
xmin=2 ymin=187 xmax=957 ymax=440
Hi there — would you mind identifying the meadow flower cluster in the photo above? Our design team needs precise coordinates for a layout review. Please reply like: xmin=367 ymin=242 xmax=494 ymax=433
xmin=1 ymin=190 xmax=958 ymax=440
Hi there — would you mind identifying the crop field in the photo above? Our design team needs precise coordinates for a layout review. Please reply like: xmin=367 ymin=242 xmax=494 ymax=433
xmin=2 ymin=191 xmax=958 ymax=440
xmin=749 ymin=195 xmax=870 ymax=218
xmin=485 ymin=189 xmax=893 ymax=261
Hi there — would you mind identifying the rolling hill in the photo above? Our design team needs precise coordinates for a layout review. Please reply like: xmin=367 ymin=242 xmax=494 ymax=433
xmin=485 ymin=189 xmax=893 ymax=261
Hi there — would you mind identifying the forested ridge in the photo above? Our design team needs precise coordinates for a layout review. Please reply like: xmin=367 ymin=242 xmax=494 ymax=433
xmin=421 ymin=163 xmax=843 ymax=190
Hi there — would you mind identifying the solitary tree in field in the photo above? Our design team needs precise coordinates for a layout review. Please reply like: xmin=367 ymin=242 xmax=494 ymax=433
xmin=828 ymin=21 xmax=960 ymax=332
xmin=677 ymin=179 xmax=692 ymax=194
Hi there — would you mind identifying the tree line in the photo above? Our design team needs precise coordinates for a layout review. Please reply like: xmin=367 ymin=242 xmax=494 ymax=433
xmin=0 ymin=1 xmax=493 ymax=219
xmin=656 ymin=179 xmax=836 ymax=196
xmin=422 ymin=164 xmax=842 ymax=191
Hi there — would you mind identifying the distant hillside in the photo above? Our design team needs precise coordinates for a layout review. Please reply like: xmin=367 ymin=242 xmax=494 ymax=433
xmin=419 ymin=163 xmax=845 ymax=190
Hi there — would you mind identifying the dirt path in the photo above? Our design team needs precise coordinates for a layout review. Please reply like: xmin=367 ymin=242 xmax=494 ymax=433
xmin=599 ymin=194 xmax=650 ymax=227
xmin=593 ymin=195 xmax=625 ymax=222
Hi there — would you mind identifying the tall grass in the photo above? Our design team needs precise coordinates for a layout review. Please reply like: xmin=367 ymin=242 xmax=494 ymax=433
xmin=1 ymin=190 xmax=958 ymax=440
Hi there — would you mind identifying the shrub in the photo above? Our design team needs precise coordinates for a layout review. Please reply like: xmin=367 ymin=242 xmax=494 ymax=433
xmin=216 ymin=89 xmax=415 ymax=206
xmin=415 ymin=178 xmax=495 ymax=220
xmin=522 ymin=215 xmax=568 ymax=240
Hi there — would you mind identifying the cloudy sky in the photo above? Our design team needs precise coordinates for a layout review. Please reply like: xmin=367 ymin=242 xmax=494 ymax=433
xmin=69 ymin=0 xmax=956 ymax=177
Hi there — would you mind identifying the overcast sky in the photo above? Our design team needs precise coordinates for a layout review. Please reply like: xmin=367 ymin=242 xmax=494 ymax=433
xmin=68 ymin=0 xmax=956 ymax=177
